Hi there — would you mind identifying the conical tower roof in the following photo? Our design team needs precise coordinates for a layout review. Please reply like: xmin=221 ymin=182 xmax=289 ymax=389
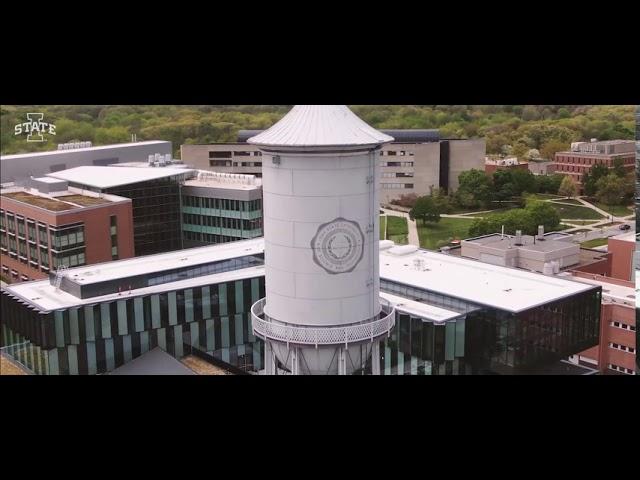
xmin=247 ymin=105 xmax=394 ymax=150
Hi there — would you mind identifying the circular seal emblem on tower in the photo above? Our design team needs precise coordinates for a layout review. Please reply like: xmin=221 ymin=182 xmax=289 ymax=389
xmin=311 ymin=218 xmax=365 ymax=275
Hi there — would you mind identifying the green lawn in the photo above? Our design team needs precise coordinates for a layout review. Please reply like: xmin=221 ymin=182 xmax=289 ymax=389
xmin=550 ymin=204 xmax=604 ymax=220
xmin=549 ymin=199 xmax=583 ymax=206
xmin=387 ymin=216 xmax=408 ymax=245
xmin=417 ymin=218 xmax=475 ymax=251
xmin=466 ymin=208 xmax=516 ymax=218
xmin=581 ymin=238 xmax=609 ymax=249
xmin=380 ymin=216 xmax=387 ymax=240
xmin=526 ymin=193 xmax=563 ymax=201
xmin=591 ymin=202 xmax=633 ymax=218
xmin=565 ymin=220 xmax=601 ymax=226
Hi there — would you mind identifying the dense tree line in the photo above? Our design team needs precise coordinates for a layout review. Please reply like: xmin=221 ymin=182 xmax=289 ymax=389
xmin=1 ymin=105 xmax=634 ymax=157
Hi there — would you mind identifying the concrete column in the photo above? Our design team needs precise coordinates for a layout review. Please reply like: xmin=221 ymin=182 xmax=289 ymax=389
xmin=264 ymin=341 xmax=276 ymax=376
xmin=338 ymin=348 xmax=347 ymax=376
xmin=372 ymin=341 xmax=381 ymax=376
xmin=291 ymin=347 xmax=300 ymax=376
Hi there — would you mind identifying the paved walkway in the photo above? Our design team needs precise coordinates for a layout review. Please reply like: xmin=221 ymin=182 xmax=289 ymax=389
xmin=381 ymin=197 xmax=634 ymax=249
xmin=381 ymin=208 xmax=420 ymax=247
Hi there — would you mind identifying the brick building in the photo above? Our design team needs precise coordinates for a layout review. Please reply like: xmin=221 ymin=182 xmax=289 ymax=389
xmin=0 ymin=178 xmax=134 ymax=284
xmin=553 ymin=140 xmax=635 ymax=194
xmin=569 ymin=232 xmax=636 ymax=374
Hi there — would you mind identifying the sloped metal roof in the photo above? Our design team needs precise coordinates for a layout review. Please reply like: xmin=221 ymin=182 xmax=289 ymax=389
xmin=247 ymin=105 xmax=394 ymax=150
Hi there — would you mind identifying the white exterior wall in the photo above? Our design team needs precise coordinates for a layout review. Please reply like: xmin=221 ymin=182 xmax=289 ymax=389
xmin=262 ymin=150 xmax=381 ymax=327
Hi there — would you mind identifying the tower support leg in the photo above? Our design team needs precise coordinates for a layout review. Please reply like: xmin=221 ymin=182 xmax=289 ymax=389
xmin=291 ymin=347 xmax=300 ymax=376
xmin=338 ymin=348 xmax=347 ymax=376
xmin=372 ymin=341 xmax=381 ymax=376
xmin=264 ymin=341 xmax=276 ymax=376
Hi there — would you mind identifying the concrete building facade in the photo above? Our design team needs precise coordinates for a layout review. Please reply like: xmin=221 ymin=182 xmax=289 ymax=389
xmin=0 ymin=179 xmax=134 ymax=284
xmin=460 ymin=230 xmax=580 ymax=273
xmin=180 ymin=130 xmax=486 ymax=203
xmin=1 ymin=141 xmax=172 ymax=184
xmin=181 ymin=172 xmax=263 ymax=249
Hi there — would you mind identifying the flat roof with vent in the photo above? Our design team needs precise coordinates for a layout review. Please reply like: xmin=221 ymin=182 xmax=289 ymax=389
xmin=0 ymin=141 xmax=171 ymax=160
xmin=3 ymin=238 xmax=600 ymax=314
xmin=46 ymin=166 xmax=196 ymax=190
xmin=1 ymin=187 xmax=126 ymax=212
xmin=380 ymin=245 xmax=597 ymax=313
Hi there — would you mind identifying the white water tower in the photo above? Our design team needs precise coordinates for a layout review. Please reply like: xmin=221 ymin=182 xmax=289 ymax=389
xmin=248 ymin=105 xmax=396 ymax=375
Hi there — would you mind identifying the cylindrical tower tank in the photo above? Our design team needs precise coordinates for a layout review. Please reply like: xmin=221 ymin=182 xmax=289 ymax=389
xmin=248 ymin=105 xmax=395 ymax=375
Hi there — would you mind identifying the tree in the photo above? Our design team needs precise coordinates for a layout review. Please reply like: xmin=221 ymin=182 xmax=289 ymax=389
xmin=558 ymin=176 xmax=578 ymax=198
xmin=583 ymin=163 xmax=609 ymax=197
xmin=595 ymin=174 xmax=633 ymax=206
xmin=468 ymin=201 xmax=561 ymax=237
xmin=536 ymin=173 xmax=564 ymax=194
xmin=540 ymin=140 xmax=568 ymax=161
xmin=526 ymin=201 xmax=561 ymax=231
xmin=410 ymin=196 xmax=446 ymax=225
xmin=522 ymin=106 xmax=540 ymax=121
xmin=456 ymin=169 xmax=494 ymax=208
xmin=510 ymin=169 xmax=538 ymax=196
xmin=526 ymin=149 xmax=541 ymax=161
xmin=612 ymin=158 xmax=627 ymax=178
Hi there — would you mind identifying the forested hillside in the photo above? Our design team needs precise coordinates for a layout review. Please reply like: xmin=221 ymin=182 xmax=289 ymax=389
xmin=1 ymin=105 xmax=634 ymax=158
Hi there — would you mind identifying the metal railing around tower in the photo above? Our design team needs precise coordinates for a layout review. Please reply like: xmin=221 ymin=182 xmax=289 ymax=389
xmin=251 ymin=298 xmax=395 ymax=348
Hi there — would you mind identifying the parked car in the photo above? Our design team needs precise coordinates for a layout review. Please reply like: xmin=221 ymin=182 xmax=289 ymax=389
xmin=619 ymin=224 xmax=631 ymax=231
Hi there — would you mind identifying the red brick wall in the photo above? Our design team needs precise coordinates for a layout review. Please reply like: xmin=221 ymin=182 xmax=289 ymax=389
xmin=608 ymin=238 xmax=634 ymax=282
xmin=1 ymin=196 xmax=134 ymax=284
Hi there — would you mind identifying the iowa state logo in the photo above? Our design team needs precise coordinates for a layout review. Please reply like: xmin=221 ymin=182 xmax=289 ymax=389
xmin=311 ymin=218 xmax=365 ymax=275
xmin=14 ymin=113 xmax=57 ymax=143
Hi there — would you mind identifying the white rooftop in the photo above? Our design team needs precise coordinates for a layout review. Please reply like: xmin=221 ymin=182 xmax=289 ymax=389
xmin=560 ymin=274 xmax=635 ymax=307
xmin=5 ymin=267 xmax=264 ymax=312
xmin=33 ymin=176 xmax=63 ymax=184
xmin=248 ymin=105 xmax=395 ymax=149
xmin=3 ymin=239 xmax=601 ymax=314
xmin=380 ymin=292 xmax=461 ymax=323
xmin=46 ymin=166 xmax=195 ymax=189
xmin=61 ymin=238 xmax=264 ymax=286
xmin=183 ymin=171 xmax=262 ymax=191
xmin=0 ymin=141 xmax=170 ymax=160
xmin=3 ymin=239 xmax=265 ymax=311
xmin=380 ymin=247 xmax=597 ymax=313
xmin=610 ymin=231 xmax=636 ymax=243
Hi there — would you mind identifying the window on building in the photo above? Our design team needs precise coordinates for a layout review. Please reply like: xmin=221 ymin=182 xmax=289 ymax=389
xmin=210 ymin=160 xmax=233 ymax=167
xmin=209 ymin=151 xmax=232 ymax=159
xmin=27 ymin=219 xmax=36 ymax=242
xmin=110 ymin=215 xmax=118 ymax=260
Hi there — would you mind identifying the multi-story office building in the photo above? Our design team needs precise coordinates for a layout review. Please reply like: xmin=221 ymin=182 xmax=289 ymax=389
xmin=567 ymin=273 xmax=635 ymax=375
xmin=553 ymin=140 xmax=635 ymax=194
xmin=181 ymin=172 xmax=263 ymax=249
xmin=0 ymin=141 xmax=172 ymax=184
xmin=0 ymin=238 xmax=601 ymax=375
xmin=47 ymin=165 xmax=196 ymax=256
xmin=568 ymin=231 xmax=636 ymax=375
xmin=0 ymin=177 xmax=134 ymax=284
xmin=180 ymin=130 xmax=486 ymax=203
xmin=1 ymin=239 xmax=266 ymax=375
